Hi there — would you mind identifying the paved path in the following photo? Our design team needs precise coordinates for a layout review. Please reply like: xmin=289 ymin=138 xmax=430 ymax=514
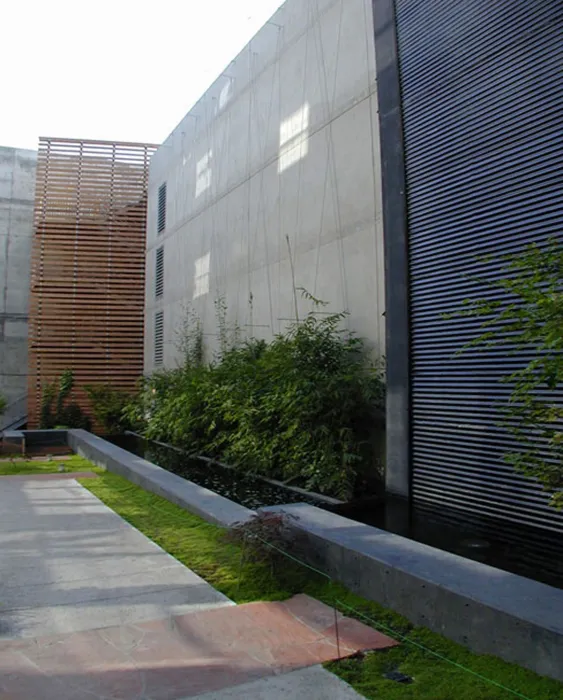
xmin=0 ymin=476 xmax=394 ymax=698
xmin=0 ymin=476 xmax=232 ymax=639
xmin=188 ymin=666 xmax=366 ymax=699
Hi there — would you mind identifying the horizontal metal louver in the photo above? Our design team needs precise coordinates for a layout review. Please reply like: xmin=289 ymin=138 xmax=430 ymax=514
xmin=157 ymin=182 xmax=166 ymax=234
xmin=155 ymin=246 xmax=164 ymax=299
xmin=395 ymin=0 xmax=563 ymax=532
xmin=154 ymin=310 xmax=164 ymax=366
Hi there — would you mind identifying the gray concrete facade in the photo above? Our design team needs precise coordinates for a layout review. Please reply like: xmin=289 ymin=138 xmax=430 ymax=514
xmin=0 ymin=146 xmax=37 ymax=425
xmin=145 ymin=0 xmax=385 ymax=370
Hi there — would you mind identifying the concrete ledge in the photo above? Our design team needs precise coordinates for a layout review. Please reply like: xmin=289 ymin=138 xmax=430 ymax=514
xmin=2 ymin=430 xmax=25 ymax=445
xmin=21 ymin=430 xmax=68 ymax=447
xmin=67 ymin=430 xmax=254 ymax=527
xmin=263 ymin=503 xmax=563 ymax=682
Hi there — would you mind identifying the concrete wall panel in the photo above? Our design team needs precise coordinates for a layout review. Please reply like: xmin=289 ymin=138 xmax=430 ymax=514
xmin=145 ymin=0 xmax=384 ymax=372
xmin=0 ymin=146 xmax=37 ymax=417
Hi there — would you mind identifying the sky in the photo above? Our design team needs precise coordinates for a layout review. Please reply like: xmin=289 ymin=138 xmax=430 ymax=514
xmin=1 ymin=0 xmax=285 ymax=150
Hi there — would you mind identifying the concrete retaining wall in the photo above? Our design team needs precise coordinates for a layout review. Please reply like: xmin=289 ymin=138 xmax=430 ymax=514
xmin=67 ymin=429 xmax=253 ymax=527
xmin=264 ymin=503 xmax=563 ymax=681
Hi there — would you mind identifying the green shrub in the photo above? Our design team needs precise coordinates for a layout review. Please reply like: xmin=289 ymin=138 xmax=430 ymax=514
xmin=135 ymin=295 xmax=385 ymax=499
xmin=40 ymin=370 xmax=91 ymax=430
xmin=0 ymin=392 xmax=6 ymax=416
xmin=85 ymin=384 xmax=135 ymax=434
xmin=447 ymin=239 xmax=562 ymax=509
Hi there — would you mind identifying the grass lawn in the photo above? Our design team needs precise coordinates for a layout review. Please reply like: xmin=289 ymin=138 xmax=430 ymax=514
xmin=0 ymin=455 xmax=104 ymax=476
xmin=4 ymin=459 xmax=560 ymax=699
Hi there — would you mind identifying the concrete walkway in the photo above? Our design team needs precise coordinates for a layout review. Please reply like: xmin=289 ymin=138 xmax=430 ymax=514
xmin=0 ymin=476 xmax=393 ymax=698
xmin=188 ymin=666 xmax=366 ymax=699
xmin=0 ymin=475 xmax=232 ymax=639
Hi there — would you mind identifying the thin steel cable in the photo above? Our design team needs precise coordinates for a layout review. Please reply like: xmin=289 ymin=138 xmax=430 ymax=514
xmin=80 ymin=480 xmax=541 ymax=700
xmin=250 ymin=534 xmax=536 ymax=700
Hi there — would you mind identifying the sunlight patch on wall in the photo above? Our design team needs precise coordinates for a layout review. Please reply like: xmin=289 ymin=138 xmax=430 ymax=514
xmin=193 ymin=252 xmax=211 ymax=299
xmin=219 ymin=80 xmax=232 ymax=110
xmin=278 ymin=103 xmax=310 ymax=173
xmin=195 ymin=150 xmax=213 ymax=198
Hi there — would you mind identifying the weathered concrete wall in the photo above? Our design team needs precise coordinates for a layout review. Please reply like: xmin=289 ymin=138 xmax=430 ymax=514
xmin=145 ymin=0 xmax=384 ymax=370
xmin=0 ymin=146 xmax=37 ymax=420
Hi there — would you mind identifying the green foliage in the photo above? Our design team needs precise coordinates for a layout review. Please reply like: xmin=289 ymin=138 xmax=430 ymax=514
xmin=85 ymin=384 xmax=134 ymax=434
xmin=0 ymin=392 xmax=6 ymax=416
xmin=175 ymin=303 xmax=204 ymax=367
xmin=40 ymin=370 xmax=91 ymax=430
xmin=135 ymin=294 xmax=385 ymax=498
xmin=228 ymin=511 xmax=299 ymax=567
xmin=40 ymin=381 xmax=56 ymax=428
xmin=214 ymin=294 xmax=240 ymax=361
xmin=449 ymin=240 xmax=562 ymax=509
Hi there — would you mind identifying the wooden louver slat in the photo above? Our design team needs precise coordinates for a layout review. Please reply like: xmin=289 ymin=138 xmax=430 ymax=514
xmin=27 ymin=136 xmax=158 ymax=428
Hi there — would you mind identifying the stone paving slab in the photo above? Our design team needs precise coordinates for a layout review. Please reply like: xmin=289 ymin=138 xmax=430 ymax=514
xmin=0 ymin=471 xmax=97 ymax=480
xmin=188 ymin=665 xmax=366 ymax=700
xmin=0 ymin=595 xmax=396 ymax=699
xmin=0 ymin=478 xmax=233 ymax=640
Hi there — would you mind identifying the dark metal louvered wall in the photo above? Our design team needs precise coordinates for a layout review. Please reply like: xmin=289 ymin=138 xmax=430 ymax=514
xmin=394 ymin=0 xmax=563 ymax=531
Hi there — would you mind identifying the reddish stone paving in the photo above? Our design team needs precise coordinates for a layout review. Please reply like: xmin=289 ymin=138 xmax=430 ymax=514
xmin=0 ymin=595 xmax=397 ymax=700
xmin=0 ymin=471 xmax=97 ymax=481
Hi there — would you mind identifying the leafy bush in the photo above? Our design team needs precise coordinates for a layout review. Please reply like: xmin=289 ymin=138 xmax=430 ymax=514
xmin=134 ymin=295 xmax=385 ymax=499
xmin=40 ymin=370 xmax=91 ymax=430
xmin=449 ymin=240 xmax=562 ymax=509
xmin=85 ymin=385 xmax=135 ymax=434
xmin=0 ymin=392 xmax=6 ymax=416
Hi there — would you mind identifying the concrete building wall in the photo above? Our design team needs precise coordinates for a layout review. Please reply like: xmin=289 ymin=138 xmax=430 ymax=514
xmin=0 ymin=146 xmax=37 ymax=421
xmin=145 ymin=0 xmax=384 ymax=371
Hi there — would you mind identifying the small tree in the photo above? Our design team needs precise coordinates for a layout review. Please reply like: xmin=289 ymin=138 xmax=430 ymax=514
xmin=450 ymin=240 xmax=562 ymax=509
xmin=85 ymin=385 xmax=134 ymax=434
xmin=40 ymin=370 xmax=91 ymax=430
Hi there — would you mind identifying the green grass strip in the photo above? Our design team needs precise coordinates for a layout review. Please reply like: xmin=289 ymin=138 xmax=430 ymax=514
xmin=0 ymin=455 xmax=104 ymax=476
xmin=334 ymin=600 xmax=533 ymax=700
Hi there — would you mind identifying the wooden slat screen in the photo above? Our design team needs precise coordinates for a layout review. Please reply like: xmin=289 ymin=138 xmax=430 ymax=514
xmin=27 ymin=137 xmax=158 ymax=428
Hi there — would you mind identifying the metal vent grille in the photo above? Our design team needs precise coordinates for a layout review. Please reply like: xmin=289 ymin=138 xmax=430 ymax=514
xmin=155 ymin=246 xmax=164 ymax=299
xmin=157 ymin=183 xmax=166 ymax=234
xmin=395 ymin=0 xmax=563 ymax=531
xmin=154 ymin=310 xmax=164 ymax=366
